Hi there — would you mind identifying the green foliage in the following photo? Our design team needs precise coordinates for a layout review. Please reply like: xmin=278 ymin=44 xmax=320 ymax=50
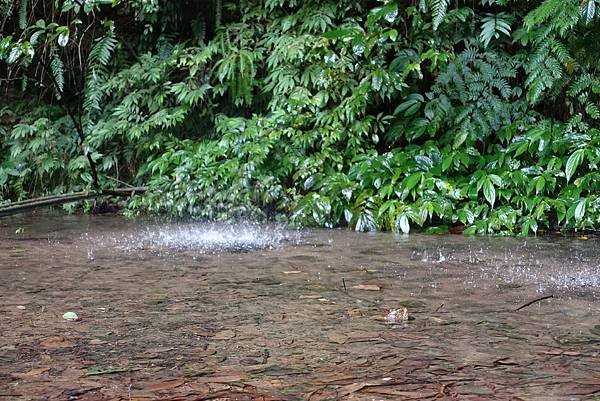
xmin=84 ymin=33 xmax=118 ymax=114
xmin=50 ymin=51 xmax=65 ymax=94
xmin=480 ymin=13 xmax=511 ymax=47
xmin=0 ymin=104 xmax=90 ymax=197
xmin=5 ymin=0 xmax=600 ymax=235
xmin=134 ymin=115 xmax=287 ymax=219
xmin=213 ymin=24 xmax=260 ymax=106
xmin=581 ymin=0 xmax=597 ymax=24
xmin=18 ymin=0 xmax=28 ymax=30
xmin=292 ymin=119 xmax=600 ymax=235
xmin=431 ymin=0 xmax=450 ymax=30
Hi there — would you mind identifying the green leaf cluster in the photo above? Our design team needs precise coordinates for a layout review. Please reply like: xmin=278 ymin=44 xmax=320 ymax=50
xmin=4 ymin=0 xmax=600 ymax=235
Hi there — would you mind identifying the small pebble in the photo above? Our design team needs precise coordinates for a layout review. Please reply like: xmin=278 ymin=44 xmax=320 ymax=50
xmin=62 ymin=312 xmax=79 ymax=322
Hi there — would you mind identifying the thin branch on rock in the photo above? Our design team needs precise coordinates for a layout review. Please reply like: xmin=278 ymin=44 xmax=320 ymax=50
xmin=514 ymin=294 xmax=554 ymax=312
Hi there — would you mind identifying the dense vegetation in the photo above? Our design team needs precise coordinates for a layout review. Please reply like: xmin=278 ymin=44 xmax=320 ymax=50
xmin=2 ymin=0 xmax=600 ymax=235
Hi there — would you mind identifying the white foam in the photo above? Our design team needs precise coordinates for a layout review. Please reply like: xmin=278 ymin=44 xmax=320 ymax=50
xmin=137 ymin=222 xmax=294 ymax=252
xmin=83 ymin=221 xmax=299 ymax=255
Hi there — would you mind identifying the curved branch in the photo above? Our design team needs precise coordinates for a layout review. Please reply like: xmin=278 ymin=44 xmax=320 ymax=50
xmin=0 ymin=187 xmax=147 ymax=217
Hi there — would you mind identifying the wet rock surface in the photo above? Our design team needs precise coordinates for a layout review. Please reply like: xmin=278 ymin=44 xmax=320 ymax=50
xmin=1 ymin=214 xmax=600 ymax=400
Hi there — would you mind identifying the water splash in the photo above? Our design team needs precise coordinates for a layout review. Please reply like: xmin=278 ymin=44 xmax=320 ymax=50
xmin=139 ymin=222 xmax=295 ymax=252
xmin=83 ymin=221 xmax=300 ymax=255
xmin=408 ymin=237 xmax=600 ymax=292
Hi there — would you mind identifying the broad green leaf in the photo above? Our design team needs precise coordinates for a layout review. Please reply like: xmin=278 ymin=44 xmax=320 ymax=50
xmin=483 ymin=178 xmax=496 ymax=208
xmin=582 ymin=0 xmax=596 ymax=24
xmin=323 ymin=28 xmax=358 ymax=40
xmin=574 ymin=198 xmax=586 ymax=221
xmin=304 ymin=176 xmax=315 ymax=190
xmin=535 ymin=176 xmax=545 ymax=194
xmin=344 ymin=209 xmax=353 ymax=223
xmin=488 ymin=174 xmax=502 ymax=187
xmin=58 ymin=31 xmax=69 ymax=47
xmin=398 ymin=214 xmax=410 ymax=234
xmin=565 ymin=149 xmax=585 ymax=182
xmin=514 ymin=142 xmax=528 ymax=157
xmin=463 ymin=226 xmax=478 ymax=235
xmin=404 ymin=172 xmax=422 ymax=191
xmin=453 ymin=130 xmax=469 ymax=149
xmin=394 ymin=93 xmax=424 ymax=116
xmin=442 ymin=154 xmax=453 ymax=171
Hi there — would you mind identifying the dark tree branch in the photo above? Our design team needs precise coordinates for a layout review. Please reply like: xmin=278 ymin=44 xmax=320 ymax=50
xmin=35 ymin=54 xmax=101 ymax=191
xmin=0 ymin=187 xmax=147 ymax=217
xmin=514 ymin=295 xmax=554 ymax=312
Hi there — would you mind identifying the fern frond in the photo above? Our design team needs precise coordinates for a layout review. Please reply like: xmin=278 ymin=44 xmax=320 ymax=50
xmin=84 ymin=35 xmax=118 ymax=115
xmin=50 ymin=52 xmax=65 ymax=94
xmin=525 ymin=0 xmax=579 ymax=36
xmin=18 ymin=0 xmax=27 ymax=30
xmin=88 ymin=36 xmax=118 ymax=67
xmin=425 ymin=48 xmax=522 ymax=143
xmin=568 ymin=73 xmax=595 ymax=97
xmin=524 ymin=34 xmax=575 ymax=103
xmin=585 ymin=102 xmax=600 ymax=119
xmin=549 ymin=37 xmax=573 ymax=64
xmin=431 ymin=0 xmax=450 ymax=30
xmin=480 ymin=13 xmax=511 ymax=48
xmin=525 ymin=0 xmax=565 ymax=27
xmin=581 ymin=0 xmax=596 ymax=24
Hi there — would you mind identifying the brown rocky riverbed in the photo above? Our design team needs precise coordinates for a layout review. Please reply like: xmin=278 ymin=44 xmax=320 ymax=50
xmin=1 ymin=214 xmax=600 ymax=400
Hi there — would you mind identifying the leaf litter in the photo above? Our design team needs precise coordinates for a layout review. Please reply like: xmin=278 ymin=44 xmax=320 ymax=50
xmin=1 ymin=215 xmax=600 ymax=400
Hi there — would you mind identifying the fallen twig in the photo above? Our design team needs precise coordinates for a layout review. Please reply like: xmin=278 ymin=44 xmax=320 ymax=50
xmin=514 ymin=295 xmax=554 ymax=311
xmin=0 ymin=187 xmax=147 ymax=217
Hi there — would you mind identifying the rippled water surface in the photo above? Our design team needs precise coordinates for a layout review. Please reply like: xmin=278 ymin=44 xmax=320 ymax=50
xmin=1 ymin=213 xmax=600 ymax=400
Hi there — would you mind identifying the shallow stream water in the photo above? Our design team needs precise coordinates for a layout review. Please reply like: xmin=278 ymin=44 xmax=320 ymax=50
xmin=1 ymin=214 xmax=599 ymax=400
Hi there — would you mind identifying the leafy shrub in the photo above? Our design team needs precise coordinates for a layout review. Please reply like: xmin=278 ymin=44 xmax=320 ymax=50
xmin=4 ymin=0 xmax=600 ymax=236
